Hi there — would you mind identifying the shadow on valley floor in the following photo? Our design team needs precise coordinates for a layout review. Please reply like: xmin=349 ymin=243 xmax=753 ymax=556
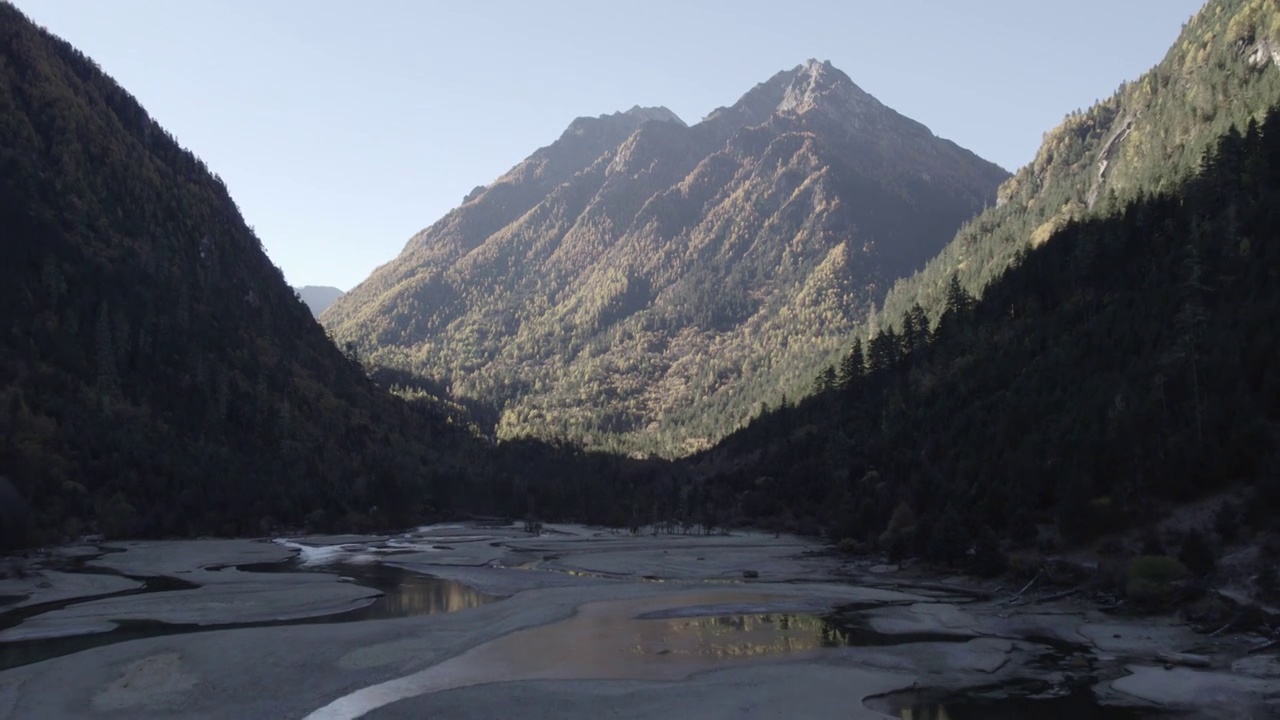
xmin=869 ymin=682 xmax=1176 ymax=720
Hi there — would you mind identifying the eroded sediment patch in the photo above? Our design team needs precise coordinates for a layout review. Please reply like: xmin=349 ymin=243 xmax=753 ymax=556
xmin=91 ymin=651 xmax=197 ymax=713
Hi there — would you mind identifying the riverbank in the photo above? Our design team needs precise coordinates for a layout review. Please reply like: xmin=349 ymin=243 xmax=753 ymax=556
xmin=0 ymin=524 xmax=1276 ymax=718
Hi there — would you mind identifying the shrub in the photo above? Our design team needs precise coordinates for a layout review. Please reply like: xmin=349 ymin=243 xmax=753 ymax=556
xmin=1178 ymin=528 xmax=1216 ymax=578
xmin=1140 ymin=531 xmax=1166 ymax=556
xmin=0 ymin=477 xmax=31 ymax=550
xmin=1096 ymin=536 xmax=1124 ymax=555
xmin=1259 ymin=561 xmax=1279 ymax=601
xmin=1007 ymin=551 xmax=1044 ymax=580
xmin=925 ymin=505 xmax=969 ymax=566
xmin=971 ymin=530 xmax=1008 ymax=578
xmin=1126 ymin=555 xmax=1192 ymax=606
xmin=1094 ymin=556 xmax=1130 ymax=594
xmin=878 ymin=501 xmax=917 ymax=561
xmin=1214 ymin=501 xmax=1242 ymax=543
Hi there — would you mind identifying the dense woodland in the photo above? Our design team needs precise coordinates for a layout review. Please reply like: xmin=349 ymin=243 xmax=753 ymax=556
xmin=0 ymin=4 xmax=489 ymax=543
xmin=0 ymin=4 xmax=669 ymax=547
xmin=692 ymin=112 xmax=1280 ymax=563
xmin=874 ymin=0 xmax=1280 ymax=338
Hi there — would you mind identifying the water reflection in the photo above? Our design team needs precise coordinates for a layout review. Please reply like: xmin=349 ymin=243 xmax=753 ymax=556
xmin=237 ymin=560 xmax=496 ymax=621
xmin=377 ymin=572 xmax=486 ymax=616
xmin=630 ymin=613 xmax=855 ymax=659
xmin=305 ymin=592 xmax=981 ymax=720
xmin=897 ymin=706 xmax=954 ymax=720
xmin=884 ymin=688 xmax=1157 ymax=720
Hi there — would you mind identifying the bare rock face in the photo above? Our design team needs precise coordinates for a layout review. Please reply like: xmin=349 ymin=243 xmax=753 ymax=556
xmin=324 ymin=61 xmax=1008 ymax=450
xmin=1249 ymin=37 xmax=1279 ymax=69
xmin=622 ymin=105 xmax=686 ymax=126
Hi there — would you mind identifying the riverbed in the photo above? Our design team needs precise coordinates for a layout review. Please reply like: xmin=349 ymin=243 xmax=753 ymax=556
xmin=0 ymin=523 xmax=1275 ymax=718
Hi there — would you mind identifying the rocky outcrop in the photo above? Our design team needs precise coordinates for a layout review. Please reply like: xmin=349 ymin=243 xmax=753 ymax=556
xmin=1248 ymin=37 xmax=1279 ymax=69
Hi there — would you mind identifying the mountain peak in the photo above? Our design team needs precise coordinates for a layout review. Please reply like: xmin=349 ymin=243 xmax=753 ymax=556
xmin=799 ymin=57 xmax=836 ymax=78
xmin=777 ymin=58 xmax=876 ymax=116
xmin=702 ymin=59 xmax=878 ymax=130
xmin=327 ymin=59 xmax=1009 ymax=451
xmin=623 ymin=105 xmax=686 ymax=126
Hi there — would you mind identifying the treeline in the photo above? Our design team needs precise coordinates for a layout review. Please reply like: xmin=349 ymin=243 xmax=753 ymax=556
xmin=689 ymin=110 xmax=1280 ymax=560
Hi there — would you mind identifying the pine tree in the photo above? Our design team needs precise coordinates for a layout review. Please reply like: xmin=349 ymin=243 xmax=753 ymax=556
xmin=94 ymin=304 xmax=118 ymax=398
xmin=839 ymin=338 xmax=865 ymax=389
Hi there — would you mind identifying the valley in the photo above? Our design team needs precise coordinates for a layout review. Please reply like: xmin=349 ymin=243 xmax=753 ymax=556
xmin=1 ymin=0 xmax=1279 ymax=717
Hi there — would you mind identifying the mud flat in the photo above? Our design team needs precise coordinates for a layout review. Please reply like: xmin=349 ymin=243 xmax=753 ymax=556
xmin=0 ymin=526 xmax=1276 ymax=719
xmin=0 ymin=540 xmax=380 ymax=642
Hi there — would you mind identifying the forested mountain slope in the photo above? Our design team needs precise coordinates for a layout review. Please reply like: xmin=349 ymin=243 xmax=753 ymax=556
xmin=693 ymin=109 xmax=1280 ymax=562
xmin=323 ymin=61 xmax=1008 ymax=455
xmin=874 ymin=0 xmax=1280 ymax=331
xmin=0 ymin=4 xmax=491 ymax=542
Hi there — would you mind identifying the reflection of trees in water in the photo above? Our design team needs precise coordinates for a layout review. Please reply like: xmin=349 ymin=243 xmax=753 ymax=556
xmin=898 ymin=706 xmax=952 ymax=720
xmin=379 ymin=576 xmax=490 ymax=617
xmin=631 ymin=613 xmax=854 ymax=659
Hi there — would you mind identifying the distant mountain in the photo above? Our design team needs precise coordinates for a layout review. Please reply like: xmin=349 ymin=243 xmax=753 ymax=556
xmin=296 ymin=285 xmax=344 ymax=317
xmin=0 ymin=4 xmax=487 ymax=541
xmin=324 ymin=60 xmax=1008 ymax=454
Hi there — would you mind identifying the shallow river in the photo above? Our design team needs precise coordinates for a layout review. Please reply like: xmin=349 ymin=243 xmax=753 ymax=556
xmin=0 ymin=528 xmax=1166 ymax=719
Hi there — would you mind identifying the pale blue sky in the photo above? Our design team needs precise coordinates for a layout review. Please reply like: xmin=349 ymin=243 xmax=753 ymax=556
xmin=16 ymin=0 xmax=1205 ymax=290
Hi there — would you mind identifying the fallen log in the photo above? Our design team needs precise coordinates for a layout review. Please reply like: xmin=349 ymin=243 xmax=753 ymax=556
xmin=1029 ymin=586 xmax=1082 ymax=605
xmin=853 ymin=577 xmax=995 ymax=599
xmin=1209 ymin=613 xmax=1240 ymax=637
xmin=1000 ymin=571 xmax=1043 ymax=605
xmin=1246 ymin=639 xmax=1278 ymax=655
xmin=1155 ymin=651 xmax=1212 ymax=668
xmin=891 ymin=582 xmax=995 ymax=599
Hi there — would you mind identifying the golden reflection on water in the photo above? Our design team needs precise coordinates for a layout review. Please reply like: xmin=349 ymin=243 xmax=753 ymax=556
xmin=376 ymin=574 xmax=491 ymax=617
xmin=896 ymin=707 xmax=953 ymax=720
xmin=629 ymin=613 xmax=851 ymax=659
xmin=305 ymin=592 xmax=844 ymax=720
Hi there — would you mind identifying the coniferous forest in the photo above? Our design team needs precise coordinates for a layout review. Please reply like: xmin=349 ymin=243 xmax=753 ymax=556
xmin=692 ymin=112 xmax=1280 ymax=561
xmin=0 ymin=3 xmax=664 ymax=545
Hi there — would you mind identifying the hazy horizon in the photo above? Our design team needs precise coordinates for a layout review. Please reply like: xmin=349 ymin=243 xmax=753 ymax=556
xmin=15 ymin=0 xmax=1204 ymax=290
